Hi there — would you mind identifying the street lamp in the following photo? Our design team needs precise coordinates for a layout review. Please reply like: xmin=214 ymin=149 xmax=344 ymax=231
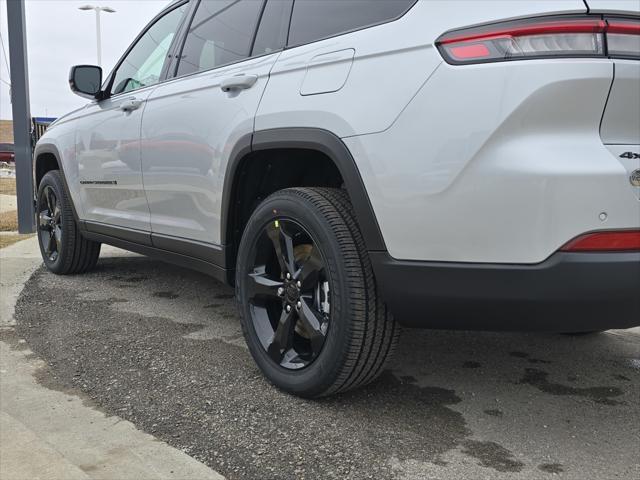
xmin=78 ymin=5 xmax=116 ymax=67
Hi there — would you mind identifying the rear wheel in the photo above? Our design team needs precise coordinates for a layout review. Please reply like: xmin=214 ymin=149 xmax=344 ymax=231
xmin=37 ymin=170 xmax=101 ymax=274
xmin=236 ymin=187 xmax=399 ymax=398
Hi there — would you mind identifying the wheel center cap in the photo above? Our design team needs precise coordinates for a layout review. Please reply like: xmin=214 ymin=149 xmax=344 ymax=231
xmin=285 ymin=282 xmax=300 ymax=304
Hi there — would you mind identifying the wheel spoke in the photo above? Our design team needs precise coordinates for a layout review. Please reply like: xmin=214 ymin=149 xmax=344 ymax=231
xmin=46 ymin=231 xmax=56 ymax=256
xmin=39 ymin=230 xmax=50 ymax=254
xmin=295 ymin=245 xmax=323 ymax=290
xmin=45 ymin=188 xmax=55 ymax=214
xmin=298 ymin=298 xmax=326 ymax=354
xmin=53 ymin=226 xmax=62 ymax=252
xmin=266 ymin=221 xmax=297 ymax=275
xmin=266 ymin=223 xmax=289 ymax=275
xmin=248 ymin=268 xmax=283 ymax=302
xmin=39 ymin=211 xmax=52 ymax=228
xmin=279 ymin=226 xmax=296 ymax=275
xmin=53 ymin=205 xmax=61 ymax=223
xmin=267 ymin=309 xmax=296 ymax=364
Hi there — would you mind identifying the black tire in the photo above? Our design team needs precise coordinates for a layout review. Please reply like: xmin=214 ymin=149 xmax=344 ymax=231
xmin=37 ymin=170 xmax=101 ymax=275
xmin=236 ymin=187 xmax=399 ymax=398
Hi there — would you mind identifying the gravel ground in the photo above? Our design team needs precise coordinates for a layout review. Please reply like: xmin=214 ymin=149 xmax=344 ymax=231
xmin=14 ymin=253 xmax=640 ymax=480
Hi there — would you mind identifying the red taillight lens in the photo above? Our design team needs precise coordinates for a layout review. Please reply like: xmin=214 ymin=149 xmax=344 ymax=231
xmin=436 ymin=15 xmax=640 ymax=64
xmin=607 ymin=18 xmax=640 ymax=58
xmin=560 ymin=230 xmax=640 ymax=252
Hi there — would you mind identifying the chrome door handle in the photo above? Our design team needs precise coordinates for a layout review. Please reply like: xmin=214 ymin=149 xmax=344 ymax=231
xmin=120 ymin=98 xmax=143 ymax=112
xmin=220 ymin=74 xmax=258 ymax=93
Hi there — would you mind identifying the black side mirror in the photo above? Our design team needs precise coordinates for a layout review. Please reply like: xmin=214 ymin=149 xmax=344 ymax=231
xmin=69 ymin=65 xmax=103 ymax=99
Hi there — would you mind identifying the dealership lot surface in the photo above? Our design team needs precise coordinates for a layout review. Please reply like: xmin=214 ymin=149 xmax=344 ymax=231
xmin=5 ymin=244 xmax=640 ymax=480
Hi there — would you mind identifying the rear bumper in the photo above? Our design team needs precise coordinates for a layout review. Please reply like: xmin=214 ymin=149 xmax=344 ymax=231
xmin=371 ymin=251 xmax=640 ymax=331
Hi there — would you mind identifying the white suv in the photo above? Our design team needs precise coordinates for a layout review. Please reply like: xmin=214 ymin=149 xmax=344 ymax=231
xmin=34 ymin=0 xmax=640 ymax=397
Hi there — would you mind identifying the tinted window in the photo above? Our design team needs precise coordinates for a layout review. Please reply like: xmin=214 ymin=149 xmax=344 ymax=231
xmin=251 ymin=0 xmax=293 ymax=57
xmin=288 ymin=0 xmax=415 ymax=47
xmin=111 ymin=4 xmax=187 ymax=95
xmin=177 ymin=0 xmax=264 ymax=76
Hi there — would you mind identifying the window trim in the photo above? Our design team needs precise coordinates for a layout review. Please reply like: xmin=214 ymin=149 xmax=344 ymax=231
xmin=102 ymin=0 xmax=192 ymax=100
xmin=285 ymin=0 xmax=419 ymax=49
xmin=170 ymin=0 xmax=270 ymax=80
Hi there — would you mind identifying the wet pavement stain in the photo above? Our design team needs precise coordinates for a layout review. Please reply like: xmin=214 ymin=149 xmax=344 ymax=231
xmin=463 ymin=361 xmax=481 ymax=369
xmin=509 ymin=351 xmax=529 ymax=358
xmin=527 ymin=358 xmax=552 ymax=365
xmin=153 ymin=291 xmax=180 ymax=299
xmin=123 ymin=276 xmax=149 ymax=283
xmin=539 ymin=463 xmax=564 ymax=474
xmin=461 ymin=439 xmax=525 ymax=473
xmin=483 ymin=409 xmax=503 ymax=417
xmin=519 ymin=368 xmax=624 ymax=406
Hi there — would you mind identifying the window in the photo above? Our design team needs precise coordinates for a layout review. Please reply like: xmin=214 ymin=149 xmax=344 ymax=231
xmin=288 ymin=0 xmax=416 ymax=47
xmin=111 ymin=4 xmax=187 ymax=95
xmin=177 ymin=0 xmax=264 ymax=77
xmin=251 ymin=0 xmax=293 ymax=57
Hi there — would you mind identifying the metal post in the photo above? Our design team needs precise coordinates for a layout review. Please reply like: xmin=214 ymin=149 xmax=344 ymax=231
xmin=6 ymin=0 xmax=35 ymax=234
xmin=95 ymin=8 xmax=102 ymax=66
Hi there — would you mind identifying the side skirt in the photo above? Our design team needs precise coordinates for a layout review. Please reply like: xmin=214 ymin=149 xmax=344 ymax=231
xmin=81 ymin=221 xmax=228 ymax=284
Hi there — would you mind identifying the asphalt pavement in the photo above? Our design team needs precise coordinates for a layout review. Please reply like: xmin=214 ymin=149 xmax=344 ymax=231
xmin=13 ymin=249 xmax=640 ymax=480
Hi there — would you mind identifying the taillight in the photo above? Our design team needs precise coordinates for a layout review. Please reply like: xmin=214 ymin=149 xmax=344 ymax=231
xmin=607 ymin=19 xmax=640 ymax=58
xmin=436 ymin=15 xmax=640 ymax=65
xmin=560 ymin=230 xmax=640 ymax=252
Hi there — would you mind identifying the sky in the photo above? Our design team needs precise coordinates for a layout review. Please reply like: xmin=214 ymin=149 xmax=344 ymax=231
xmin=0 ymin=0 xmax=169 ymax=120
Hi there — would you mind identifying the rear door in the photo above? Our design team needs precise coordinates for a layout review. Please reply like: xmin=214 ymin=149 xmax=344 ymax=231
xmin=140 ymin=0 xmax=292 ymax=251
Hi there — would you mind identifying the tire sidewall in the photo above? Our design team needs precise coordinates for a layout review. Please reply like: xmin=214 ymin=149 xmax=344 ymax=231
xmin=236 ymin=192 xmax=354 ymax=397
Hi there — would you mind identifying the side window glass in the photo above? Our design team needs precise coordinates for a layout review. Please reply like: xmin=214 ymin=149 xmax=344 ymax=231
xmin=288 ymin=0 xmax=416 ymax=47
xmin=177 ymin=0 xmax=264 ymax=77
xmin=111 ymin=4 xmax=187 ymax=95
xmin=251 ymin=0 xmax=293 ymax=57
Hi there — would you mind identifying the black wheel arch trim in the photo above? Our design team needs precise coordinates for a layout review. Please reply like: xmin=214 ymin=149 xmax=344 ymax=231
xmin=220 ymin=128 xmax=387 ymax=260
xmin=33 ymin=142 xmax=82 ymax=225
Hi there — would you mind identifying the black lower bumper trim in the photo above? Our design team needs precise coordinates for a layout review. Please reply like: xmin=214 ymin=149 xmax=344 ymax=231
xmin=370 ymin=251 xmax=640 ymax=332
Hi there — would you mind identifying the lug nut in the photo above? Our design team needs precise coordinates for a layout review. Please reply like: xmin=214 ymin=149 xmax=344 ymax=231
xmin=286 ymin=305 xmax=291 ymax=313
xmin=286 ymin=273 xmax=291 ymax=280
xmin=296 ymin=281 xmax=302 ymax=288
xmin=277 ymin=287 xmax=284 ymax=297
xmin=296 ymin=301 xmax=302 ymax=310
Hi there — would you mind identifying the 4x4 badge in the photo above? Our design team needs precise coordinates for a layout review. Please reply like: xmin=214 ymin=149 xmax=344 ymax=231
xmin=630 ymin=169 xmax=640 ymax=187
xmin=620 ymin=151 xmax=640 ymax=160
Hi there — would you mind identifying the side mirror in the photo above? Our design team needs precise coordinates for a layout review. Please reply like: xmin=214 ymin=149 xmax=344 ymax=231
xmin=69 ymin=65 xmax=103 ymax=99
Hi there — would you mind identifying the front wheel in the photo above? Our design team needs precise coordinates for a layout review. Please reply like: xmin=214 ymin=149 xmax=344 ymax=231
xmin=236 ymin=187 xmax=399 ymax=398
xmin=37 ymin=170 xmax=101 ymax=275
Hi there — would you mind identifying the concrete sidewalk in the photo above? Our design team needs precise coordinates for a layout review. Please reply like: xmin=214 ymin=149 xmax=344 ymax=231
xmin=0 ymin=237 xmax=224 ymax=480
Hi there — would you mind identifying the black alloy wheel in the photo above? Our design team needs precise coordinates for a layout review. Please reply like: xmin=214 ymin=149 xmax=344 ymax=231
xmin=37 ymin=170 xmax=101 ymax=275
xmin=247 ymin=218 xmax=330 ymax=370
xmin=236 ymin=187 xmax=399 ymax=398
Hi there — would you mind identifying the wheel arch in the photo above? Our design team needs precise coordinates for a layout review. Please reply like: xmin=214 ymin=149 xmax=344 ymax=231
xmin=221 ymin=128 xmax=387 ymax=281
xmin=33 ymin=142 xmax=81 ymax=224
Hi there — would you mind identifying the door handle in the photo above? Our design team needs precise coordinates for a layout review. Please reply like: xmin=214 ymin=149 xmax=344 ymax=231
xmin=120 ymin=98 xmax=143 ymax=112
xmin=220 ymin=74 xmax=258 ymax=93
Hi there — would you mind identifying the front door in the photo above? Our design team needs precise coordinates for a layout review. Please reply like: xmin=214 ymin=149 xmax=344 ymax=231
xmin=140 ymin=0 xmax=292 ymax=247
xmin=76 ymin=2 xmax=189 ymax=233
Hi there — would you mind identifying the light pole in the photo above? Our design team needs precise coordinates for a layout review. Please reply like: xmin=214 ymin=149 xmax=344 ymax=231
xmin=78 ymin=5 xmax=116 ymax=67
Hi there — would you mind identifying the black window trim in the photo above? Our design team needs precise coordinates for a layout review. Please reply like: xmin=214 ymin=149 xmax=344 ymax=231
xmin=102 ymin=0 xmax=192 ymax=101
xmin=168 ymin=0 xmax=284 ymax=82
xmin=285 ymin=0 xmax=419 ymax=49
